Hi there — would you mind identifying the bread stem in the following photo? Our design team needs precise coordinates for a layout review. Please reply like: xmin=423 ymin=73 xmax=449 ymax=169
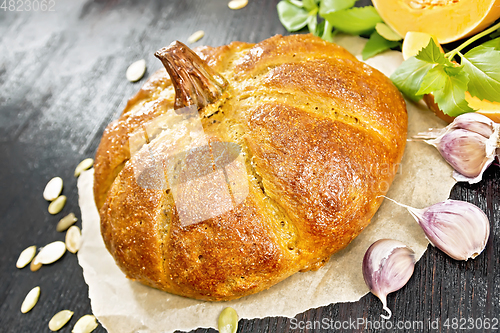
xmin=155 ymin=41 xmax=228 ymax=111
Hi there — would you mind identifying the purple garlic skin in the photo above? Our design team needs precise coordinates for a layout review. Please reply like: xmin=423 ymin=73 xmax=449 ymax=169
xmin=406 ymin=199 xmax=490 ymax=261
xmin=416 ymin=112 xmax=499 ymax=184
xmin=436 ymin=129 xmax=491 ymax=178
xmin=449 ymin=112 xmax=495 ymax=138
xmin=363 ymin=239 xmax=415 ymax=320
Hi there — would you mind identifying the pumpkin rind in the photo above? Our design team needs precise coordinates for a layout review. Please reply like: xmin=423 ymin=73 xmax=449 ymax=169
xmin=373 ymin=0 xmax=500 ymax=44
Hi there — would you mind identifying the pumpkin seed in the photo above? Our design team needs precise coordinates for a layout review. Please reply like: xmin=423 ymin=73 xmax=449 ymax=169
xmin=228 ymin=0 xmax=248 ymax=10
xmin=126 ymin=59 xmax=146 ymax=82
xmin=218 ymin=307 xmax=238 ymax=333
xmin=48 ymin=195 xmax=67 ymax=215
xmin=57 ymin=213 xmax=78 ymax=232
xmin=187 ymin=30 xmax=205 ymax=44
xmin=43 ymin=177 xmax=63 ymax=201
xmin=38 ymin=241 xmax=66 ymax=265
xmin=74 ymin=158 xmax=94 ymax=177
xmin=49 ymin=310 xmax=74 ymax=331
xmin=16 ymin=245 xmax=37 ymax=269
xmin=21 ymin=286 xmax=40 ymax=313
xmin=30 ymin=252 xmax=42 ymax=271
xmin=66 ymin=226 xmax=82 ymax=254
xmin=409 ymin=1 xmax=424 ymax=9
xmin=72 ymin=314 xmax=98 ymax=333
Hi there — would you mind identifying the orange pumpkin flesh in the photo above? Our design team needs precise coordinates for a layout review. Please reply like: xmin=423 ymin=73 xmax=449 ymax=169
xmin=424 ymin=93 xmax=500 ymax=123
xmin=373 ymin=0 xmax=500 ymax=44
xmin=465 ymin=93 xmax=500 ymax=123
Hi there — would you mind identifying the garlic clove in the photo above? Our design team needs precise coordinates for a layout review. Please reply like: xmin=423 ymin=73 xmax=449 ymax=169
xmin=406 ymin=200 xmax=490 ymax=261
xmin=429 ymin=129 xmax=493 ymax=179
xmin=382 ymin=196 xmax=490 ymax=261
xmin=414 ymin=112 xmax=496 ymax=140
xmin=415 ymin=112 xmax=500 ymax=184
xmin=363 ymin=239 xmax=415 ymax=320
xmin=449 ymin=112 xmax=495 ymax=138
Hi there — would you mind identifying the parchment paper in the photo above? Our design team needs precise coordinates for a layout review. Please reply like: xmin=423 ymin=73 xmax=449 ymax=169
xmin=77 ymin=36 xmax=456 ymax=333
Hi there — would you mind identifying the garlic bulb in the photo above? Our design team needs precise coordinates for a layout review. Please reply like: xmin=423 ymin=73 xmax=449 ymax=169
xmin=383 ymin=197 xmax=490 ymax=261
xmin=414 ymin=112 xmax=499 ymax=184
xmin=363 ymin=239 xmax=415 ymax=320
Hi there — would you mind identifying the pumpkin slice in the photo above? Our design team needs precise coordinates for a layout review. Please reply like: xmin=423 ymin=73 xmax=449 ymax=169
xmin=425 ymin=92 xmax=500 ymax=123
xmin=465 ymin=93 xmax=500 ymax=122
xmin=401 ymin=31 xmax=441 ymax=60
xmin=373 ymin=0 xmax=500 ymax=44
xmin=399 ymin=32 xmax=500 ymax=122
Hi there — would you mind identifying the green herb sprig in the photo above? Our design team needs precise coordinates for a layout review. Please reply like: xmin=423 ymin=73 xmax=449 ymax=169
xmin=391 ymin=22 xmax=500 ymax=117
xmin=277 ymin=0 xmax=401 ymax=59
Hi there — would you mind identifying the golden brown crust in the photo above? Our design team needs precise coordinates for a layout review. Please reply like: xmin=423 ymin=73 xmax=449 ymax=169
xmin=233 ymin=34 xmax=357 ymax=77
xmin=258 ymin=58 xmax=407 ymax=147
xmin=95 ymin=34 xmax=408 ymax=301
xmin=245 ymin=102 xmax=398 ymax=243
xmin=93 ymin=69 xmax=175 ymax=209
xmin=93 ymin=42 xmax=256 ymax=210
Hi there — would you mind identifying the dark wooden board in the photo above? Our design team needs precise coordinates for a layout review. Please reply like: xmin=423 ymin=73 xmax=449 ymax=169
xmin=0 ymin=0 xmax=498 ymax=332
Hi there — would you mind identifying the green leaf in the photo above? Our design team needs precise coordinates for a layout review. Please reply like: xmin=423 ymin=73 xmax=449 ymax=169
xmin=303 ymin=0 xmax=318 ymax=11
xmin=319 ymin=0 xmax=356 ymax=16
xmin=362 ymin=31 xmax=400 ymax=60
xmin=288 ymin=0 xmax=305 ymax=7
xmin=375 ymin=23 xmax=402 ymax=41
xmin=415 ymin=39 xmax=449 ymax=65
xmin=444 ymin=65 xmax=463 ymax=76
xmin=277 ymin=1 xmax=309 ymax=32
xmin=461 ymin=40 xmax=500 ymax=102
xmin=321 ymin=20 xmax=335 ymax=43
xmin=313 ymin=19 xmax=325 ymax=37
xmin=323 ymin=6 xmax=382 ymax=35
xmin=481 ymin=37 xmax=500 ymax=49
xmin=390 ymin=57 xmax=434 ymax=102
xmin=416 ymin=65 xmax=448 ymax=96
xmin=307 ymin=14 xmax=318 ymax=33
xmin=432 ymin=67 xmax=474 ymax=116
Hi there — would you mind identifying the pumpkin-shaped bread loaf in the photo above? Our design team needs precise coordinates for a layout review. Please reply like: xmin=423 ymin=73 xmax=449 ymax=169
xmin=94 ymin=34 xmax=407 ymax=301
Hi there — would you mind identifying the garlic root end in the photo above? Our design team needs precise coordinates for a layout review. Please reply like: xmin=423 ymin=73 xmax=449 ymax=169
xmin=381 ymin=306 xmax=392 ymax=320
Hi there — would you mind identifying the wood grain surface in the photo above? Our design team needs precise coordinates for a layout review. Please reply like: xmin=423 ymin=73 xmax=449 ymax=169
xmin=0 ymin=0 xmax=499 ymax=332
